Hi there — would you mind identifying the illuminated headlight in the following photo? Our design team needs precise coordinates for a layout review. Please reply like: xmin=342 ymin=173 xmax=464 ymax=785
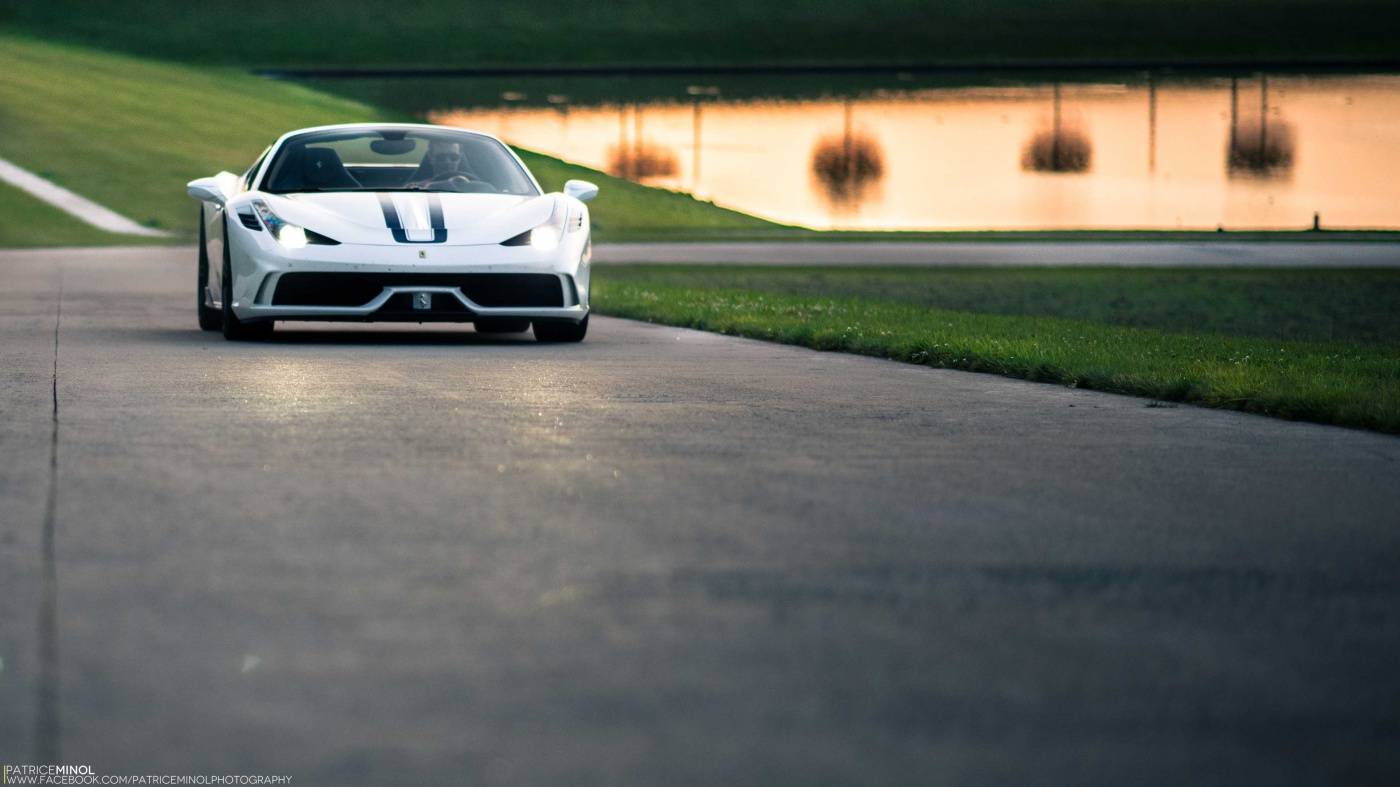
xmin=530 ymin=202 xmax=569 ymax=251
xmin=502 ymin=202 xmax=567 ymax=249
xmin=251 ymin=199 xmax=336 ymax=248
xmin=277 ymin=225 xmax=308 ymax=249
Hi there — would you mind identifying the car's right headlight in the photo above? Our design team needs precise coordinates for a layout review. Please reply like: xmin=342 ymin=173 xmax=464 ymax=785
xmin=500 ymin=202 xmax=567 ymax=250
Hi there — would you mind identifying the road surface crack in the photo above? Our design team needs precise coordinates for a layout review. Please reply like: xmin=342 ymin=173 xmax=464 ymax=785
xmin=35 ymin=266 xmax=62 ymax=764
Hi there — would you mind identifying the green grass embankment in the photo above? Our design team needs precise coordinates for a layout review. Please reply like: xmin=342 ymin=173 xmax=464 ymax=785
xmin=0 ymin=179 xmax=154 ymax=248
xmin=593 ymin=266 xmax=1400 ymax=432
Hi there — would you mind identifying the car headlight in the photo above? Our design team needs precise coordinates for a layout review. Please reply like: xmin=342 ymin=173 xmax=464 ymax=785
xmin=500 ymin=202 xmax=567 ymax=250
xmin=250 ymin=199 xmax=338 ymax=247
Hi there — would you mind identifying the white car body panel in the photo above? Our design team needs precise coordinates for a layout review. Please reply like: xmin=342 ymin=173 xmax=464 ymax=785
xmin=272 ymin=192 xmax=559 ymax=246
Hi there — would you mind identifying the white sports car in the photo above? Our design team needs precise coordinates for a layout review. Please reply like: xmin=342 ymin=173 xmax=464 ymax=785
xmin=187 ymin=123 xmax=597 ymax=342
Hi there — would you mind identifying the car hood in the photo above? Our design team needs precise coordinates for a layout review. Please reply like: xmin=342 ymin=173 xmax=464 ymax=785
xmin=263 ymin=191 xmax=556 ymax=246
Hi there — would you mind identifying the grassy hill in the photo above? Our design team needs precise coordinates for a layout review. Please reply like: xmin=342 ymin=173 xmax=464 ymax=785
xmin=0 ymin=34 xmax=777 ymax=247
xmin=0 ymin=180 xmax=157 ymax=248
xmin=4 ymin=1 xmax=1399 ymax=70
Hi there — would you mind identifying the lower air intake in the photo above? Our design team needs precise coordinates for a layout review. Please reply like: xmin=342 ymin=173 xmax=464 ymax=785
xmin=270 ymin=273 xmax=565 ymax=308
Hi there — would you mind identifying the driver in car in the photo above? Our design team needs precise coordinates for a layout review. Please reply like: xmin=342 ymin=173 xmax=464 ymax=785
xmin=407 ymin=140 xmax=476 ymax=188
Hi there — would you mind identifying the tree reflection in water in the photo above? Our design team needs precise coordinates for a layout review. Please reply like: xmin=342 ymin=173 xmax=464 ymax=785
xmin=608 ymin=104 xmax=679 ymax=179
xmin=1022 ymin=84 xmax=1092 ymax=173
xmin=1228 ymin=76 xmax=1295 ymax=179
xmin=811 ymin=100 xmax=885 ymax=209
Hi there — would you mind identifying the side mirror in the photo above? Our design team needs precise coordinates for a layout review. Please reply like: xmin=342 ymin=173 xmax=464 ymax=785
xmin=187 ymin=176 xmax=227 ymax=207
xmin=563 ymin=179 xmax=598 ymax=202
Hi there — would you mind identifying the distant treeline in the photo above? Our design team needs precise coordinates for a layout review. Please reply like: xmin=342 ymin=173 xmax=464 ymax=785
xmin=4 ymin=0 xmax=1399 ymax=69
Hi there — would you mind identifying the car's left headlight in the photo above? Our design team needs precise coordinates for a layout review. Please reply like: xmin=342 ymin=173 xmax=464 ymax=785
xmin=251 ymin=199 xmax=338 ymax=248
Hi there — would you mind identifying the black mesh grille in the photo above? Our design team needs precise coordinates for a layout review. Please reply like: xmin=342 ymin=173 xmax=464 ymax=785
xmin=270 ymin=273 xmax=564 ymax=308
xmin=238 ymin=212 xmax=263 ymax=231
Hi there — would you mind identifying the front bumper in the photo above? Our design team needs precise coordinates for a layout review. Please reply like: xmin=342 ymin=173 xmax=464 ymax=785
xmin=227 ymin=225 xmax=591 ymax=324
xmin=244 ymin=275 xmax=587 ymax=323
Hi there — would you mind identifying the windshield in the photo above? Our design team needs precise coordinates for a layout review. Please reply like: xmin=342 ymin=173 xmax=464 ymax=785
xmin=261 ymin=128 xmax=538 ymax=196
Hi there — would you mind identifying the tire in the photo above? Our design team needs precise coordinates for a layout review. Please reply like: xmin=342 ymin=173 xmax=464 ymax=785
xmin=533 ymin=314 xmax=588 ymax=343
xmin=220 ymin=217 xmax=273 ymax=341
xmin=474 ymin=317 xmax=531 ymax=334
xmin=196 ymin=208 xmax=221 ymax=331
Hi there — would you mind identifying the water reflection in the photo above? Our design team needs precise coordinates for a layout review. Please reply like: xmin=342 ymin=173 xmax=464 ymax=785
xmin=810 ymin=101 xmax=885 ymax=209
xmin=609 ymin=143 xmax=679 ymax=178
xmin=608 ymin=105 xmax=679 ymax=179
xmin=1022 ymin=84 xmax=1092 ymax=173
xmin=427 ymin=72 xmax=1400 ymax=230
xmin=1227 ymin=76 xmax=1296 ymax=179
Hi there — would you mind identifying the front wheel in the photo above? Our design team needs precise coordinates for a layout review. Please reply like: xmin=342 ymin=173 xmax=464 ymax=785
xmin=220 ymin=217 xmax=273 ymax=341
xmin=533 ymin=315 xmax=588 ymax=343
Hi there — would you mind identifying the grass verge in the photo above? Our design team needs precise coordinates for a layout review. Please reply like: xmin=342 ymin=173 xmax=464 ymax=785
xmin=0 ymin=34 xmax=776 ymax=247
xmin=0 ymin=180 xmax=153 ymax=248
xmin=592 ymin=266 xmax=1400 ymax=433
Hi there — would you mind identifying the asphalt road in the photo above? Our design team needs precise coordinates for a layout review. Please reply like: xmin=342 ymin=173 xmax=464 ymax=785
xmin=1 ymin=246 xmax=1398 ymax=785
xmin=595 ymin=240 xmax=1400 ymax=266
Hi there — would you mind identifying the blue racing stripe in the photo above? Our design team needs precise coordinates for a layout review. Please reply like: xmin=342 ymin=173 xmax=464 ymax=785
xmin=378 ymin=193 xmax=447 ymax=244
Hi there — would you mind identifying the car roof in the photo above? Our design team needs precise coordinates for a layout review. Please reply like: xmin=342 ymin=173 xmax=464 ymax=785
xmin=269 ymin=123 xmax=508 ymax=148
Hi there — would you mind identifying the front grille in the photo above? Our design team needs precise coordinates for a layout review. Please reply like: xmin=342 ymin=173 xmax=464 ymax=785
xmin=270 ymin=273 xmax=564 ymax=308
xmin=238 ymin=212 xmax=263 ymax=231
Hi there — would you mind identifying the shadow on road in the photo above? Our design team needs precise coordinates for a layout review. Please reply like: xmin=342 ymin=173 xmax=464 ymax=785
xmin=264 ymin=328 xmax=539 ymax=347
xmin=119 ymin=326 xmax=554 ymax=348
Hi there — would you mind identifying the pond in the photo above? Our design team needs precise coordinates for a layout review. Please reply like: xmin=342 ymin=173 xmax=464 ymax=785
xmin=305 ymin=70 xmax=1400 ymax=231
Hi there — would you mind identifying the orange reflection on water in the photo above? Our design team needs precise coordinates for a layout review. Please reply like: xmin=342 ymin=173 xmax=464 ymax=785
xmin=431 ymin=75 xmax=1400 ymax=230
